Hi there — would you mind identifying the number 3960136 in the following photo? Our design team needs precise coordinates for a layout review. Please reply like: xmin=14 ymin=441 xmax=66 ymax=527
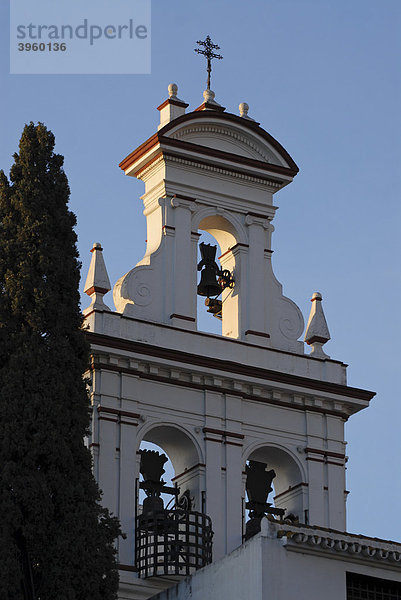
xmin=18 ymin=42 xmax=67 ymax=51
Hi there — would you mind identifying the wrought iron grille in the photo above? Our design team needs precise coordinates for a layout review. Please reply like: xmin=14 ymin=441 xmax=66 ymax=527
xmin=135 ymin=508 xmax=213 ymax=578
xmin=347 ymin=572 xmax=401 ymax=600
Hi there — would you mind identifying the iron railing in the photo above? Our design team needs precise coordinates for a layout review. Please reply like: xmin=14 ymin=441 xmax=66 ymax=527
xmin=135 ymin=508 xmax=213 ymax=578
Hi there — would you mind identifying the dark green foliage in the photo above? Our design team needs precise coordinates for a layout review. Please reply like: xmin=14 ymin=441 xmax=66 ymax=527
xmin=0 ymin=123 xmax=121 ymax=599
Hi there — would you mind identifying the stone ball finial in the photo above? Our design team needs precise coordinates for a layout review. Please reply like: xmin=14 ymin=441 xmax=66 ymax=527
xmin=311 ymin=292 xmax=322 ymax=301
xmin=168 ymin=83 xmax=178 ymax=98
xmin=239 ymin=102 xmax=249 ymax=117
xmin=203 ymin=89 xmax=216 ymax=103
xmin=92 ymin=242 xmax=103 ymax=251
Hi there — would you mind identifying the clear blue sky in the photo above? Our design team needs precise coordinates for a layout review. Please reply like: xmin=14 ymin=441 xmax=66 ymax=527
xmin=1 ymin=0 xmax=400 ymax=541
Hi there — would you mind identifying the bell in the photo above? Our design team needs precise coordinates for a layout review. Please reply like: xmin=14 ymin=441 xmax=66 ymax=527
xmin=197 ymin=268 xmax=221 ymax=297
xmin=197 ymin=242 xmax=222 ymax=297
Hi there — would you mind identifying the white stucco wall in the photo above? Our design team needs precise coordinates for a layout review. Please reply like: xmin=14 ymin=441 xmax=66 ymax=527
xmin=149 ymin=519 xmax=401 ymax=600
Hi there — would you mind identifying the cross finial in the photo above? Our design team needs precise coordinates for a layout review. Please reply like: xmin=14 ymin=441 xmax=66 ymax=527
xmin=194 ymin=35 xmax=223 ymax=90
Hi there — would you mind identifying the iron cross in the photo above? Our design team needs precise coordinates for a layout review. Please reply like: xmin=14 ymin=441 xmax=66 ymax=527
xmin=194 ymin=35 xmax=223 ymax=90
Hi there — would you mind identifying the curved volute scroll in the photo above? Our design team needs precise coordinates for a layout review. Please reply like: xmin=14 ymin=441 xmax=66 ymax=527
xmin=113 ymin=193 xmax=199 ymax=328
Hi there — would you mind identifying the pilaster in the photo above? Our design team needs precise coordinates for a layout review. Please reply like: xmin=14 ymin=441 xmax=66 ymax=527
xmin=169 ymin=196 xmax=197 ymax=329
xmin=118 ymin=373 xmax=140 ymax=566
xmin=224 ymin=393 xmax=244 ymax=553
xmin=203 ymin=389 xmax=225 ymax=559
xmin=220 ymin=243 xmax=248 ymax=340
xmin=244 ymin=214 xmax=272 ymax=345
xmin=97 ymin=404 xmax=119 ymax=517
xmin=305 ymin=411 xmax=325 ymax=526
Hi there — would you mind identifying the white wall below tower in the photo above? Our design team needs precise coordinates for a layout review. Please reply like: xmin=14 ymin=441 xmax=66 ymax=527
xmin=147 ymin=519 xmax=401 ymax=600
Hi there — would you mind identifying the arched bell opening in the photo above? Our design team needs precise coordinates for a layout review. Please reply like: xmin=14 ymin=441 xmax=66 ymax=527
xmin=140 ymin=425 xmax=204 ymax=512
xmin=138 ymin=440 xmax=175 ymax=509
xmin=243 ymin=446 xmax=307 ymax=540
xmin=196 ymin=231 xmax=223 ymax=335
xmin=195 ymin=213 xmax=242 ymax=339
xmin=135 ymin=425 xmax=212 ymax=578
xmin=198 ymin=215 xmax=238 ymax=255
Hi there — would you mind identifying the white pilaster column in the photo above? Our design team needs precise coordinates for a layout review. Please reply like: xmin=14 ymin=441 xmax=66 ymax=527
xmin=225 ymin=441 xmax=243 ymax=552
xmin=190 ymin=230 xmax=201 ymax=324
xmin=244 ymin=215 xmax=271 ymax=345
xmin=169 ymin=196 xmax=197 ymax=329
xmin=224 ymin=393 xmax=244 ymax=553
xmin=97 ymin=405 xmax=119 ymax=517
xmin=92 ymin=367 xmax=120 ymax=519
xmin=220 ymin=244 xmax=248 ymax=340
xmin=326 ymin=460 xmax=346 ymax=530
xmin=306 ymin=458 xmax=325 ymax=527
xmin=326 ymin=415 xmax=347 ymax=530
xmin=203 ymin=389 xmax=224 ymax=560
xmin=88 ymin=374 xmax=100 ymax=482
xmin=305 ymin=411 xmax=325 ymax=526
xmin=160 ymin=223 xmax=176 ymax=324
xmin=204 ymin=434 xmax=224 ymax=560
xmin=118 ymin=372 xmax=140 ymax=567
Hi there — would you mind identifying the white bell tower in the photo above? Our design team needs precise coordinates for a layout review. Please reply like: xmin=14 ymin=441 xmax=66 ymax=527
xmin=114 ymin=83 xmax=304 ymax=351
xmin=83 ymin=82 xmax=375 ymax=600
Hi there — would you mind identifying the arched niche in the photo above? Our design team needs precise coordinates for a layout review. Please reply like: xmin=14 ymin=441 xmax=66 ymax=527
xmin=196 ymin=231 xmax=223 ymax=335
xmin=193 ymin=210 xmax=246 ymax=340
xmin=197 ymin=215 xmax=238 ymax=256
xmin=193 ymin=207 xmax=247 ymax=251
xmin=246 ymin=445 xmax=307 ymax=522
xmin=140 ymin=424 xmax=205 ymax=512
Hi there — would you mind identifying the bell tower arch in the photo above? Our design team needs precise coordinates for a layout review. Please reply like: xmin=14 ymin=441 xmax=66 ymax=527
xmin=246 ymin=444 xmax=307 ymax=523
xmin=140 ymin=423 xmax=204 ymax=513
xmin=195 ymin=211 xmax=241 ymax=337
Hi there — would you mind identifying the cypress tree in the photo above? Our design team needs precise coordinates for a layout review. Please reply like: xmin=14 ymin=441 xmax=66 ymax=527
xmin=0 ymin=123 xmax=121 ymax=599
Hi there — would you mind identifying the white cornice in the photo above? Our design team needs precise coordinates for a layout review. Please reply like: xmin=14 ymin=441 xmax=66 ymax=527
xmin=164 ymin=154 xmax=282 ymax=189
xmin=137 ymin=155 xmax=165 ymax=182
xmin=272 ymin=521 xmax=401 ymax=569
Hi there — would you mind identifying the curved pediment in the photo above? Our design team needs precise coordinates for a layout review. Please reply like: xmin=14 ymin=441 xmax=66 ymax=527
xmin=160 ymin=110 xmax=298 ymax=172
xmin=170 ymin=123 xmax=278 ymax=163
xmin=119 ymin=109 xmax=299 ymax=181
